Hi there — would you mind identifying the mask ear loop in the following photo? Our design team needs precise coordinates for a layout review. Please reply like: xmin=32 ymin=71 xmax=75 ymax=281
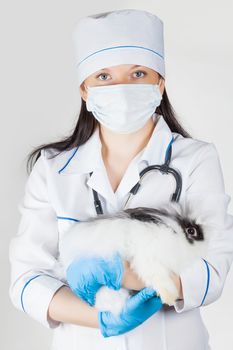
xmin=158 ymin=77 xmax=162 ymax=87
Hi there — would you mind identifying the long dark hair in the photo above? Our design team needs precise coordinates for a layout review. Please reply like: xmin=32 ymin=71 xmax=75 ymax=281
xmin=26 ymin=84 xmax=192 ymax=174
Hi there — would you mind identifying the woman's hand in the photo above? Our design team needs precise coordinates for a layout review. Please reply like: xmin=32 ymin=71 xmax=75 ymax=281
xmin=66 ymin=252 xmax=124 ymax=306
xmin=122 ymin=263 xmax=183 ymax=301
xmin=121 ymin=260 xmax=146 ymax=291
xmin=98 ymin=287 xmax=163 ymax=337
xmin=170 ymin=271 xmax=183 ymax=300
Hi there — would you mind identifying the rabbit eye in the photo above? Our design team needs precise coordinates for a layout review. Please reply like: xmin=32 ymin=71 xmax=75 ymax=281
xmin=186 ymin=227 xmax=197 ymax=237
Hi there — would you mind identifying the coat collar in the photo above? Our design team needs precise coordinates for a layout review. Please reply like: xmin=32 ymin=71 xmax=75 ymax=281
xmin=58 ymin=113 xmax=173 ymax=175
xmin=57 ymin=114 xmax=174 ymax=208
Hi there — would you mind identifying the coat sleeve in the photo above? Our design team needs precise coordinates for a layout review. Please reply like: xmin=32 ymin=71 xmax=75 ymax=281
xmin=8 ymin=149 xmax=69 ymax=329
xmin=173 ymin=142 xmax=233 ymax=313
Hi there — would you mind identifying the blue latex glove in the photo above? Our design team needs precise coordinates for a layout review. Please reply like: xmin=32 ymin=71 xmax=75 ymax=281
xmin=66 ymin=252 xmax=124 ymax=306
xmin=98 ymin=287 xmax=163 ymax=337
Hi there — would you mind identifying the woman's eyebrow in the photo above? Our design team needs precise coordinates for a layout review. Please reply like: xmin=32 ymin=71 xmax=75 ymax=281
xmin=130 ymin=65 xmax=143 ymax=69
xmin=97 ymin=65 xmax=144 ymax=72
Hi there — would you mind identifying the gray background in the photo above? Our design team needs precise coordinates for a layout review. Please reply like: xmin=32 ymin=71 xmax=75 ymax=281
xmin=1 ymin=1 xmax=233 ymax=349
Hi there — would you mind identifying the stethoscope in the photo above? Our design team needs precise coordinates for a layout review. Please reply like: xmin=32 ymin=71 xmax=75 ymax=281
xmin=89 ymin=137 xmax=182 ymax=215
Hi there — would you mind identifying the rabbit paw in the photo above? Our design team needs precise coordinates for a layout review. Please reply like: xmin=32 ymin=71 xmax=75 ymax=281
xmin=157 ymin=282 xmax=179 ymax=306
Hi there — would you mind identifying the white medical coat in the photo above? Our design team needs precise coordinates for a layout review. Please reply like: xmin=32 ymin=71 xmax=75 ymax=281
xmin=9 ymin=114 xmax=233 ymax=350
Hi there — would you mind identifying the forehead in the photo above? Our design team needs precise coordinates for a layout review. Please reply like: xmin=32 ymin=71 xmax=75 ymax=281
xmin=93 ymin=64 xmax=157 ymax=73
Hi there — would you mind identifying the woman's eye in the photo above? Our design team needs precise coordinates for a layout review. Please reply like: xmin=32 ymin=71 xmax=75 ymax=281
xmin=95 ymin=70 xmax=146 ymax=80
xmin=96 ymin=73 xmax=110 ymax=81
xmin=133 ymin=70 xmax=146 ymax=78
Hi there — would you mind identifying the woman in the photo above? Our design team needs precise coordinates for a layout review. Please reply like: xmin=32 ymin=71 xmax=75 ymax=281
xmin=9 ymin=9 xmax=233 ymax=350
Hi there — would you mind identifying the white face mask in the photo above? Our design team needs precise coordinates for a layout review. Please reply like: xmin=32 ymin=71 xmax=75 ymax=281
xmin=85 ymin=80 xmax=163 ymax=134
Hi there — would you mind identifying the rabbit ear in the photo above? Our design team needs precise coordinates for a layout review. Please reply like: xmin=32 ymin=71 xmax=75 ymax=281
xmin=180 ymin=196 xmax=207 ymax=226
xmin=162 ymin=200 xmax=183 ymax=216
xmin=124 ymin=207 xmax=164 ymax=224
xmin=148 ymin=200 xmax=183 ymax=219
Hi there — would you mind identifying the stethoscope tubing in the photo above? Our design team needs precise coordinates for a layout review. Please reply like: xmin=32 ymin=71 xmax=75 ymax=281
xmin=90 ymin=140 xmax=182 ymax=215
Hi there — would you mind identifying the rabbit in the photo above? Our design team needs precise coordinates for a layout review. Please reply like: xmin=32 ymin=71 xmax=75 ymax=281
xmin=59 ymin=200 xmax=214 ymax=315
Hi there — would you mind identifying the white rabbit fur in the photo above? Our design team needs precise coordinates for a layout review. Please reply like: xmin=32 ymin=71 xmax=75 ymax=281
xmin=59 ymin=200 xmax=214 ymax=315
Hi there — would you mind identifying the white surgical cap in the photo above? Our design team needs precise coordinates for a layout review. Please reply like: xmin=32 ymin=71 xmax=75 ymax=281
xmin=72 ymin=9 xmax=165 ymax=86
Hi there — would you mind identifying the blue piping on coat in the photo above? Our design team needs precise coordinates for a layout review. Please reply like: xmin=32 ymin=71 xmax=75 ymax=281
xmin=200 ymin=258 xmax=210 ymax=306
xmin=57 ymin=216 xmax=80 ymax=222
xmin=58 ymin=147 xmax=79 ymax=174
xmin=20 ymin=274 xmax=65 ymax=313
